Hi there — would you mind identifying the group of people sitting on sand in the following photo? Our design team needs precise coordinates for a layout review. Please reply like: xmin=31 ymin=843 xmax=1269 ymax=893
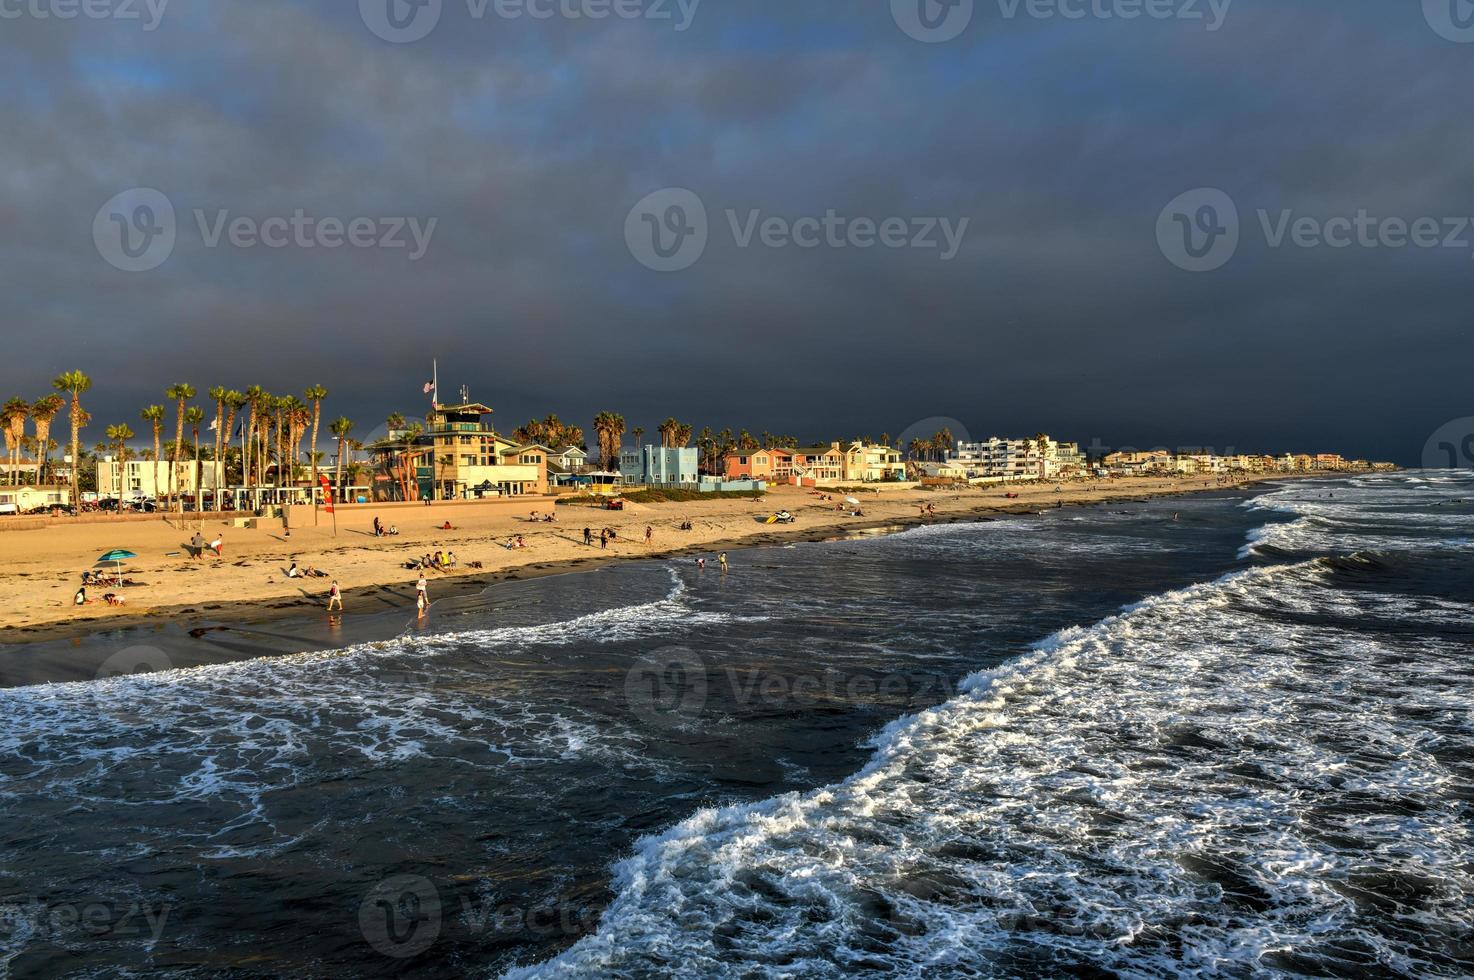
xmin=372 ymin=517 xmax=401 ymax=538
xmin=405 ymin=550 xmax=458 ymax=570
xmin=504 ymin=535 xmax=526 ymax=550
xmin=528 ymin=510 xmax=556 ymax=524
xmin=287 ymin=561 xmax=329 ymax=579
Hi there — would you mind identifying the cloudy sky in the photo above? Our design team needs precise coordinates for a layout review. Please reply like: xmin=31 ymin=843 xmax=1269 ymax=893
xmin=2 ymin=0 xmax=1470 ymax=463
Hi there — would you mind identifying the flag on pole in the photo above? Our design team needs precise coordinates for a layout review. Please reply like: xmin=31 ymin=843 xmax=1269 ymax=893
xmin=423 ymin=381 xmax=436 ymax=395
xmin=319 ymin=474 xmax=334 ymax=514
xmin=209 ymin=417 xmax=219 ymax=432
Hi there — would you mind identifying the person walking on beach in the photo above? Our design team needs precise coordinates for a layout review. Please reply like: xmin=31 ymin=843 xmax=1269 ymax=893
xmin=209 ymin=534 xmax=224 ymax=558
xmin=191 ymin=531 xmax=205 ymax=560
xmin=645 ymin=525 xmax=653 ymax=547
xmin=583 ymin=527 xmax=592 ymax=546
xmin=600 ymin=528 xmax=608 ymax=550
xmin=416 ymin=592 xmax=427 ymax=619
xmin=327 ymin=580 xmax=343 ymax=612
xmin=416 ymin=573 xmax=428 ymax=604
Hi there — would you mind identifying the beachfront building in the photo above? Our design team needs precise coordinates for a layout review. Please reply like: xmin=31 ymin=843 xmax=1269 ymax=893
xmin=722 ymin=448 xmax=794 ymax=482
xmin=621 ymin=446 xmax=700 ymax=487
xmin=96 ymin=458 xmax=228 ymax=500
xmin=841 ymin=442 xmax=906 ymax=482
xmin=952 ymin=436 xmax=1087 ymax=481
xmin=0 ymin=457 xmax=41 ymax=483
xmin=366 ymin=402 xmax=548 ymax=500
xmin=0 ymin=485 xmax=72 ymax=514
xmin=1100 ymin=450 xmax=1174 ymax=477
xmin=791 ymin=445 xmax=846 ymax=483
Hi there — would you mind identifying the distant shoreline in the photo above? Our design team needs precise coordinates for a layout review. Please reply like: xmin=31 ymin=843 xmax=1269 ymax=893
xmin=0 ymin=473 xmax=1334 ymax=686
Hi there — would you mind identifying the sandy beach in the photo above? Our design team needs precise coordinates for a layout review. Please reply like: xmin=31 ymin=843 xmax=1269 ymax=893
xmin=0 ymin=475 xmax=1309 ymax=654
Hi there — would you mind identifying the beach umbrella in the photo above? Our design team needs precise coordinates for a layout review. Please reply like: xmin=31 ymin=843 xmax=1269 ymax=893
xmin=844 ymin=496 xmax=861 ymax=506
xmin=96 ymin=549 xmax=137 ymax=579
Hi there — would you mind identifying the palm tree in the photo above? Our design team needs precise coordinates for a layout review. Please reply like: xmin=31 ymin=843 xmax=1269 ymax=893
xmin=222 ymin=391 xmax=246 ymax=483
xmin=304 ymin=385 xmax=327 ymax=510
xmin=400 ymin=421 xmax=424 ymax=501
xmin=104 ymin=424 xmax=134 ymax=498
xmin=675 ymin=422 xmax=693 ymax=448
xmin=139 ymin=405 xmax=165 ymax=503
xmin=186 ymin=406 xmax=205 ymax=501
xmin=928 ymin=427 xmax=953 ymax=463
xmin=737 ymin=429 xmax=759 ymax=452
xmin=1 ymin=398 xmax=26 ymax=485
xmin=243 ymin=385 xmax=265 ymax=488
xmin=330 ymin=417 xmax=354 ymax=502
xmin=165 ymin=383 xmax=196 ymax=511
xmin=51 ymin=371 xmax=91 ymax=501
xmin=207 ymin=386 xmax=227 ymax=467
xmin=658 ymin=417 xmax=679 ymax=448
xmin=632 ymin=426 xmax=645 ymax=450
xmin=592 ymin=412 xmax=626 ymax=471
xmin=30 ymin=395 xmax=63 ymax=485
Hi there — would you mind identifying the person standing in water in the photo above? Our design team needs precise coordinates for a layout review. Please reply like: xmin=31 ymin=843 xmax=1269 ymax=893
xmin=327 ymin=580 xmax=343 ymax=612
xmin=718 ymin=552 xmax=728 ymax=572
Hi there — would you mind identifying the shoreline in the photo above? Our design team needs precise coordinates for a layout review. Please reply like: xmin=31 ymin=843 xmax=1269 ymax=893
xmin=0 ymin=475 xmax=1322 ymax=686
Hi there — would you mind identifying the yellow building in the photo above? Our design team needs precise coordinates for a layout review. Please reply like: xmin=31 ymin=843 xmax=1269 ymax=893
xmin=419 ymin=403 xmax=548 ymax=499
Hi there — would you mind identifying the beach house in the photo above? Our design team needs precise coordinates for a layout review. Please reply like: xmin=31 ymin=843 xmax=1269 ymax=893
xmin=841 ymin=442 xmax=906 ymax=482
xmin=722 ymin=447 xmax=794 ymax=482
xmin=791 ymin=444 xmax=846 ymax=484
xmin=621 ymin=445 xmax=700 ymax=487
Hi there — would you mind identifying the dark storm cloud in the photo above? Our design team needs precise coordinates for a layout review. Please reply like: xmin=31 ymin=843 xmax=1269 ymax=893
xmin=0 ymin=0 xmax=1469 ymax=462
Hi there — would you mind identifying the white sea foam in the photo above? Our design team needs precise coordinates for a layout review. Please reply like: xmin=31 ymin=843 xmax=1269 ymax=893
xmin=510 ymin=504 xmax=1474 ymax=977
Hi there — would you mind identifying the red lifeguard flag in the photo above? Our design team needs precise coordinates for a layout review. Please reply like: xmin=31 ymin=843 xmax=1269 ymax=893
xmin=319 ymin=474 xmax=334 ymax=514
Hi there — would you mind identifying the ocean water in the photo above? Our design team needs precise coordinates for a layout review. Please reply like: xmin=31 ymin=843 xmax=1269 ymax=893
xmin=1 ymin=473 xmax=1471 ymax=977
